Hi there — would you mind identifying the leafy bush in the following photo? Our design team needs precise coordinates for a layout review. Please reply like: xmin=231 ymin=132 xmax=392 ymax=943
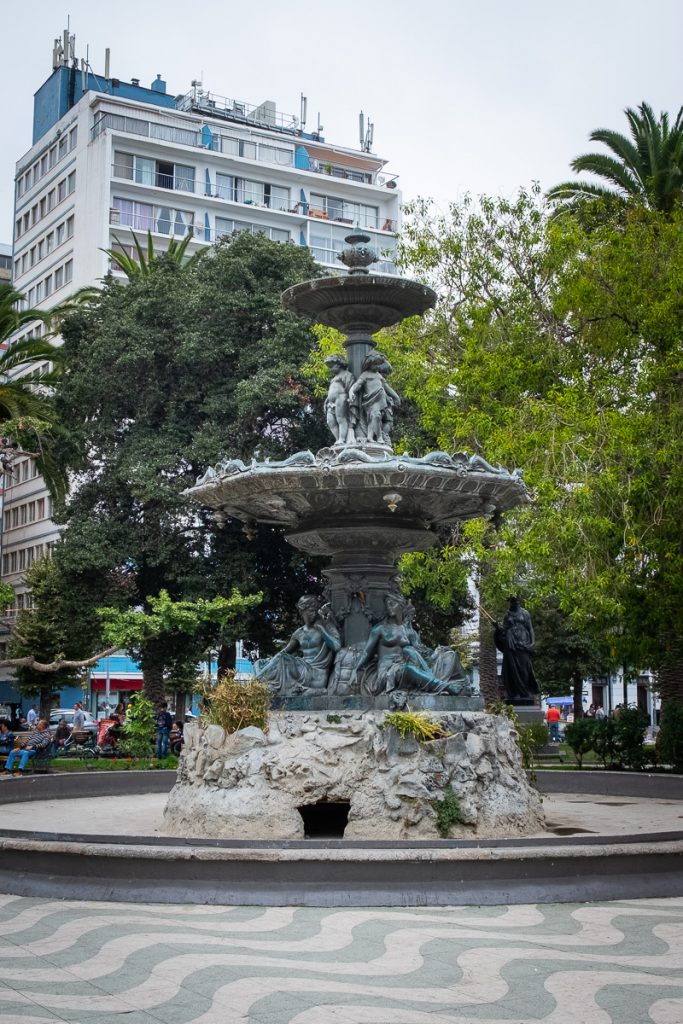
xmin=198 ymin=672 xmax=269 ymax=733
xmin=383 ymin=709 xmax=448 ymax=741
xmin=120 ymin=693 xmax=156 ymax=757
xmin=432 ymin=788 xmax=463 ymax=837
xmin=565 ymin=717 xmax=596 ymax=768
xmin=614 ymin=707 xmax=650 ymax=770
xmin=658 ymin=701 xmax=683 ymax=772
xmin=592 ymin=717 xmax=620 ymax=768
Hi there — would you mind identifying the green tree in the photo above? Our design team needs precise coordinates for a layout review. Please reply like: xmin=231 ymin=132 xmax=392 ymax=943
xmin=104 ymin=230 xmax=199 ymax=280
xmin=54 ymin=233 xmax=327 ymax=701
xmin=547 ymin=103 xmax=683 ymax=213
xmin=6 ymin=558 xmax=92 ymax=718
xmin=390 ymin=188 xmax=683 ymax=708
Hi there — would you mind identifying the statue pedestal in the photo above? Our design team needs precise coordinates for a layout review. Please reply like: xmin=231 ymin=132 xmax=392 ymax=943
xmin=164 ymin=712 xmax=544 ymax=841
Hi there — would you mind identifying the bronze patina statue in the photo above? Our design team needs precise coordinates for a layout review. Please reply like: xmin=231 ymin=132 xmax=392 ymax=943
xmin=494 ymin=597 xmax=539 ymax=701
xmin=257 ymin=595 xmax=340 ymax=694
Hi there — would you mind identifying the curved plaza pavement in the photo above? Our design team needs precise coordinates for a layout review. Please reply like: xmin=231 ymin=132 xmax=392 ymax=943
xmin=1 ymin=774 xmax=682 ymax=1022
xmin=1 ymin=893 xmax=682 ymax=1024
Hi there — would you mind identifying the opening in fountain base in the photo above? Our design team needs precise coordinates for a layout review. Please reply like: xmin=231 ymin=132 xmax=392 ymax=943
xmin=298 ymin=801 xmax=351 ymax=838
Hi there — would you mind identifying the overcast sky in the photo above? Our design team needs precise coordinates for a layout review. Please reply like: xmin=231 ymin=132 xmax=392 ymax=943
xmin=2 ymin=0 xmax=681 ymax=244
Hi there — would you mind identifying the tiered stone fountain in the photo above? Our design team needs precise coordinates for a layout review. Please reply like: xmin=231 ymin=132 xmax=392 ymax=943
xmin=164 ymin=234 xmax=544 ymax=840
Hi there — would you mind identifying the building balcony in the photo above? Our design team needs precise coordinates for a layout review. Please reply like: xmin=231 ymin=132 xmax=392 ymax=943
xmin=94 ymin=112 xmax=390 ymax=188
xmin=112 ymin=163 xmax=195 ymax=193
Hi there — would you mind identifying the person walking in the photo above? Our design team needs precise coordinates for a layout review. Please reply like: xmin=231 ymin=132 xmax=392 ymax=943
xmin=2 ymin=720 xmax=51 ymax=774
xmin=155 ymin=702 xmax=173 ymax=759
xmin=546 ymin=704 xmax=561 ymax=743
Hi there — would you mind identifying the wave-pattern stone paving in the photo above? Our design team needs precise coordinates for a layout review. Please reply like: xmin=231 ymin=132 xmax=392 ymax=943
xmin=1 ymin=895 xmax=682 ymax=1023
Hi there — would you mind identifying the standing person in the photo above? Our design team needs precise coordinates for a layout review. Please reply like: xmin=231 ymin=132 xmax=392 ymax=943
xmin=73 ymin=702 xmax=86 ymax=731
xmin=2 ymin=720 xmax=51 ymax=774
xmin=155 ymin=702 xmax=173 ymax=759
xmin=26 ymin=705 xmax=38 ymax=728
xmin=595 ymin=704 xmax=606 ymax=720
xmin=546 ymin=704 xmax=561 ymax=743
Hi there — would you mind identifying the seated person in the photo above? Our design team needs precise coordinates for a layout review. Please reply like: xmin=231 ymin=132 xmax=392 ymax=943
xmin=3 ymin=720 xmax=52 ymax=774
xmin=169 ymin=721 xmax=184 ymax=755
xmin=105 ymin=714 xmax=124 ymax=747
xmin=52 ymin=719 xmax=72 ymax=754
xmin=0 ymin=719 xmax=15 ymax=755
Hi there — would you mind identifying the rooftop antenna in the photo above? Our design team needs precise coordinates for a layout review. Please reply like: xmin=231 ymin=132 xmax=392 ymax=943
xmin=359 ymin=111 xmax=374 ymax=152
xmin=316 ymin=112 xmax=323 ymax=135
xmin=104 ymin=47 xmax=111 ymax=79
xmin=300 ymin=93 xmax=307 ymax=130
xmin=81 ymin=45 xmax=89 ymax=91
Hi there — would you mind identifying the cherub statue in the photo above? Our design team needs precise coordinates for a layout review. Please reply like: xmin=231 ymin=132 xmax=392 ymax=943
xmin=348 ymin=350 xmax=401 ymax=444
xmin=324 ymin=354 xmax=356 ymax=445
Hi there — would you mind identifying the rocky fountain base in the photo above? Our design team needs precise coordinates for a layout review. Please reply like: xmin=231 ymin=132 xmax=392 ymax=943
xmin=164 ymin=711 xmax=544 ymax=841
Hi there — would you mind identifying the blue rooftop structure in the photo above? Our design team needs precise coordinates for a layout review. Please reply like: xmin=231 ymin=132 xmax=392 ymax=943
xmin=33 ymin=66 xmax=175 ymax=144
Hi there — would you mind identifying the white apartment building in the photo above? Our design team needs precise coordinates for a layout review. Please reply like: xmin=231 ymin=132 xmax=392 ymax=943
xmin=0 ymin=32 xmax=400 ymax=710
xmin=2 ymin=31 xmax=401 ymax=617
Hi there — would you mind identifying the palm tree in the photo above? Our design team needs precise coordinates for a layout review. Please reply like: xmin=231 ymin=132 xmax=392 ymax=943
xmin=547 ymin=103 xmax=683 ymax=213
xmin=103 ymin=230 xmax=200 ymax=280
xmin=0 ymin=282 xmax=67 ymax=496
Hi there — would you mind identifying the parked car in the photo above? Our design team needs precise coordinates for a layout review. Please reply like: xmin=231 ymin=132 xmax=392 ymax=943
xmin=49 ymin=709 xmax=99 ymax=738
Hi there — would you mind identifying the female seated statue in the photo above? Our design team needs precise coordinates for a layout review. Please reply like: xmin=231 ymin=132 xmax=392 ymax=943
xmin=256 ymin=594 xmax=341 ymax=694
xmin=352 ymin=594 xmax=464 ymax=696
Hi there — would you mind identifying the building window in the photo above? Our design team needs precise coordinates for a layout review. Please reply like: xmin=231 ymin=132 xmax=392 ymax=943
xmin=18 ymin=549 xmax=26 ymax=570
xmin=2 ymin=554 xmax=8 ymax=575
xmin=66 ymin=215 xmax=74 ymax=238
xmin=10 ymin=552 xmax=17 ymax=573
xmin=22 ymin=461 xmax=29 ymax=482
xmin=54 ymin=266 xmax=64 ymax=289
xmin=58 ymin=135 xmax=68 ymax=159
xmin=114 ymin=152 xmax=195 ymax=192
xmin=64 ymin=260 xmax=73 ymax=283
xmin=56 ymin=223 xmax=65 ymax=245
xmin=58 ymin=179 xmax=67 ymax=202
xmin=67 ymin=171 xmax=76 ymax=194
xmin=69 ymin=126 xmax=78 ymax=149
xmin=112 ymin=197 xmax=194 ymax=236
xmin=310 ymin=193 xmax=379 ymax=229
xmin=46 ymin=231 xmax=54 ymax=254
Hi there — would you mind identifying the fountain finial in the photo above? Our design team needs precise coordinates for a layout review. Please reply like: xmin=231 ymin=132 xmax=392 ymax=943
xmin=336 ymin=231 xmax=379 ymax=275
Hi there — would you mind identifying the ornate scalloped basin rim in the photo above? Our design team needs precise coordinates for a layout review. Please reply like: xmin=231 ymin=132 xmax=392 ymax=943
xmin=187 ymin=449 xmax=527 ymax=492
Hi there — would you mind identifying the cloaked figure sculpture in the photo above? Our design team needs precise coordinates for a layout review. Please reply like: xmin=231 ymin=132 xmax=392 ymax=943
xmin=494 ymin=596 xmax=539 ymax=702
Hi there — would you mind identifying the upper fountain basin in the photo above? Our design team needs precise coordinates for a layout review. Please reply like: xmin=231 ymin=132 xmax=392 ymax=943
xmin=281 ymin=275 xmax=437 ymax=334
xmin=186 ymin=448 xmax=528 ymax=539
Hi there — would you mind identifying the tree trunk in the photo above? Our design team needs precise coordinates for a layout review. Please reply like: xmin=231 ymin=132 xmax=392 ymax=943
xmin=142 ymin=662 xmax=165 ymax=706
xmin=174 ymin=692 xmax=186 ymax=721
xmin=658 ymin=653 xmax=683 ymax=710
xmin=478 ymin=615 xmax=500 ymax=706
xmin=572 ymin=670 xmax=584 ymax=719
xmin=217 ymin=641 xmax=236 ymax=678
xmin=38 ymin=688 xmax=53 ymax=722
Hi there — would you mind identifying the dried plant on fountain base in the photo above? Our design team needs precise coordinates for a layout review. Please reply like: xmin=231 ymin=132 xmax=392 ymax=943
xmin=197 ymin=672 xmax=270 ymax=734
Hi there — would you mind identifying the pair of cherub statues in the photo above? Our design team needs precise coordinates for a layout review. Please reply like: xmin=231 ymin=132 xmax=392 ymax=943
xmin=324 ymin=350 xmax=400 ymax=447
